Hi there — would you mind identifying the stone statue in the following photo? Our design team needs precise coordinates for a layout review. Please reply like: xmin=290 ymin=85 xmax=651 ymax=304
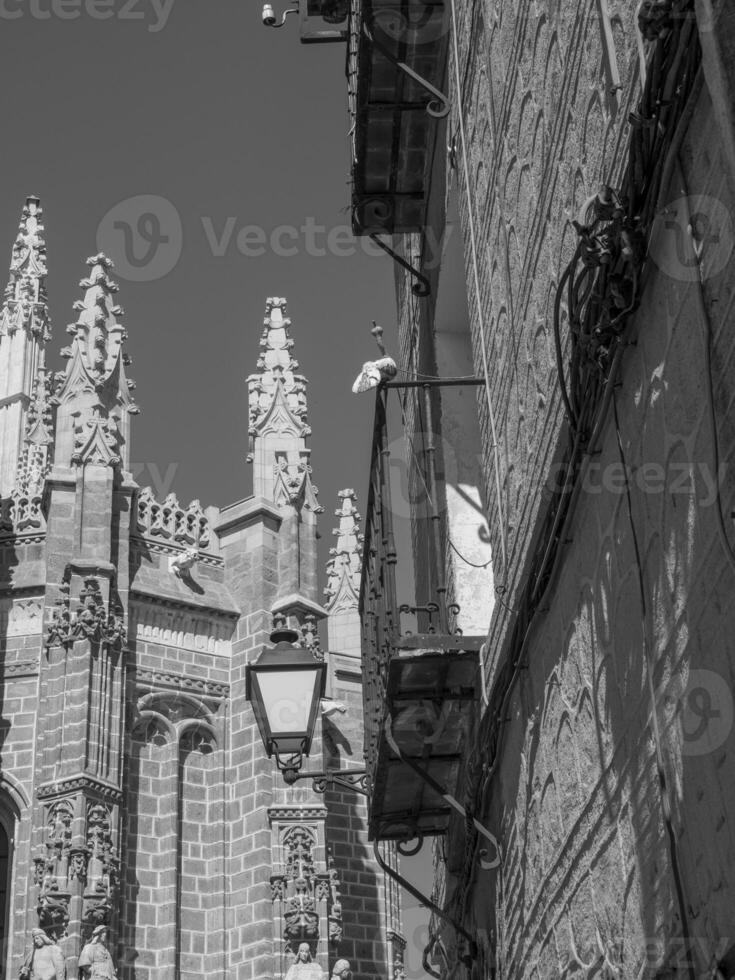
xmin=78 ymin=926 xmax=116 ymax=980
xmin=19 ymin=929 xmax=65 ymax=980
xmin=284 ymin=944 xmax=325 ymax=980
xmin=330 ymin=959 xmax=351 ymax=980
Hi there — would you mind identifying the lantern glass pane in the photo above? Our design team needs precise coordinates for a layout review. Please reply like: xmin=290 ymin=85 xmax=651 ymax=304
xmin=257 ymin=668 xmax=320 ymax=736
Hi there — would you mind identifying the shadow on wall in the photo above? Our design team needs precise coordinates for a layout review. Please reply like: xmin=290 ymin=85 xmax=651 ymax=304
xmin=469 ymin=83 xmax=735 ymax=978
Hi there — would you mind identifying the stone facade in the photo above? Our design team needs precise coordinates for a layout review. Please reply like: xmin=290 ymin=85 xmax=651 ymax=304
xmin=360 ymin=0 xmax=735 ymax=977
xmin=0 ymin=202 xmax=398 ymax=980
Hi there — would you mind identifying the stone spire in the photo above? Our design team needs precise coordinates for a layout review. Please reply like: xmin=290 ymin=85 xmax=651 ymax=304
xmin=246 ymin=297 xmax=325 ymax=632
xmin=324 ymin=489 xmax=363 ymax=614
xmin=325 ymin=489 xmax=363 ymax=658
xmin=247 ymin=297 xmax=320 ymax=511
xmin=54 ymin=253 xmax=139 ymax=472
xmin=0 ymin=196 xmax=52 ymax=495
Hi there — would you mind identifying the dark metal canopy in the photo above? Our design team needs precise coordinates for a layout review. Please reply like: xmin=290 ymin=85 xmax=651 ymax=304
xmin=348 ymin=0 xmax=449 ymax=234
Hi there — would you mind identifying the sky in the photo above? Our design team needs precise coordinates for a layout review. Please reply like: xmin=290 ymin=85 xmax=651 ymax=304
xmin=0 ymin=1 xmax=433 ymax=972
xmin=0 ymin=0 xmax=398 ymax=577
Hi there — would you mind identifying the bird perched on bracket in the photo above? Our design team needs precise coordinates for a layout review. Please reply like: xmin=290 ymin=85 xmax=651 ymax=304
xmin=351 ymin=321 xmax=398 ymax=393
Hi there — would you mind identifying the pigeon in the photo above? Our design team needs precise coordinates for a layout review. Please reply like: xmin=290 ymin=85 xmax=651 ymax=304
xmin=351 ymin=322 xmax=398 ymax=393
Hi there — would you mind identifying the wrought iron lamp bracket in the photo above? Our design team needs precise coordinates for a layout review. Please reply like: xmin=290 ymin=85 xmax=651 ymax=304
xmin=273 ymin=750 xmax=368 ymax=795
xmin=362 ymin=21 xmax=450 ymax=119
xmin=368 ymin=234 xmax=431 ymax=296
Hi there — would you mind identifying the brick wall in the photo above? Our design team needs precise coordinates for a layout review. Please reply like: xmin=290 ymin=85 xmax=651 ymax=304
xmin=391 ymin=0 xmax=735 ymax=975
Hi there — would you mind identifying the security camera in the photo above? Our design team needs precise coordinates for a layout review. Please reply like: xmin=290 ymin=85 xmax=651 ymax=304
xmin=262 ymin=3 xmax=276 ymax=25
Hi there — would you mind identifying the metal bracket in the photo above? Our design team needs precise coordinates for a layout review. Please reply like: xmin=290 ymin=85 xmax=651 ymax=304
xmin=311 ymin=769 xmax=369 ymax=795
xmin=273 ymin=750 xmax=369 ymax=795
xmin=368 ymin=234 xmax=431 ymax=296
xmin=372 ymin=839 xmax=477 ymax=960
xmin=362 ymin=21 xmax=450 ymax=118
xmin=262 ymin=4 xmax=299 ymax=27
xmin=384 ymin=713 xmax=501 ymax=870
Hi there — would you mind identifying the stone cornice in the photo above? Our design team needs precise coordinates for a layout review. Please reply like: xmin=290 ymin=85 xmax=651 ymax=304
xmin=133 ymin=666 xmax=229 ymax=701
xmin=1 ymin=658 xmax=39 ymax=678
xmin=37 ymin=775 xmax=122 ymax=803
xmin=129 ymin=587 xmax=239 ymax=618
xmin=214 ymin=495 xmax=284 ymax=537
xmin=267 ymin=805 xmax=328 ymax=823
xmin=0 ymin=532 xmax=46 ymax=548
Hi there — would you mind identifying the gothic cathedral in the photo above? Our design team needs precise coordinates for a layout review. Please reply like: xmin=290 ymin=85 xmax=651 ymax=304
xmin=0 ymin=197 xmax=403 ymax=980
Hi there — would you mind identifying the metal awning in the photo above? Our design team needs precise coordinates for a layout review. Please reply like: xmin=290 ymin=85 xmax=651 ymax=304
xmin=366 ymin=633 xmax=482 ymax=841
xmin=348 ymin=0 xmax=449 ymax=234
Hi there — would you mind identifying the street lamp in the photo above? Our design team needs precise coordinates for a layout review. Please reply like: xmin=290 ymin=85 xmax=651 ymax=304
xmin=246 ymin=621 xmax=368 ymax=794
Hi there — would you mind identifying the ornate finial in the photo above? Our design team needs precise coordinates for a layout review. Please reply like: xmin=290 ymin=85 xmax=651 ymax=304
xmin=53 ymin=250 xmax=139 ymax=469
xmin=247 ymin=297 xmax=322 ymax=513
xmin=247 ymin=296 xmax=310 ymax=437
xmin=324 ymin=489 xmax=363 ymax=611
xmin=0 ymin=195 xmax=51 ymax=340
xmin=64 ymin=253 xmax=127 ymax=380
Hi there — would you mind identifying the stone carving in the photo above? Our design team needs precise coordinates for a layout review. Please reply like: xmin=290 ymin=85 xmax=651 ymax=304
xmin=278 ymin=827 xmax=321 ymax=945
xmin=134 ymin=667 xmax=228 ymax=700
xmin=330 ymin=959 xmax=351 ymax=980
xmin=284 ymin=944 xmax=325 ymax=980
xmin=79 ymin=925 xmax=116 ymax=980
xmin=392 ymin=945 xmax=406 ymax=980
xmin=301 ymin=615 xmax=324 ymax=661
xmin=36 ymin=801 xmax=73 ymax=934
xmin=83 ymin=804 xmax=116 ymax=931
xmin=36 ymin=777 xmax=122 ymax=803
xmin=248 ymin=298 xmax=310 ymax=435
xmin=285 ymin=827 xmax=316 ymax=881
xmin=7 ymin=366 xmax=56 ymax=507
xmin=130 ymin=603 xmax=232 ymax=657
xmin=0 ymin=196 xmax=51 ymax=341
xmin=324 ymin=489 xmax=363 ymax=613
xmin=0 ymin=489 xmax=44 ymax=536
xmin=19 ymin=929 xmax=65 ymax=980
xmin=0 ymin=598 xmax=43 ymax=638
xmin=46 ymin=577 xmax=125 ymax=651
xmin=168 ymin=547 xmax=200 ymax=579
xmin=53 ymin=253 xmax=138 ymax=475
xmin=71 ymin=407 xmax=121 ymax=468
xmin=271 ymin=876 xmax=286 ymax=902
xmin=273 ymin=451 xmax=321 ymax=513
xmin=136 ymin=487 xmax=210 ymax=549
xmin=326 ymin=850 xmax=343 ymax=946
